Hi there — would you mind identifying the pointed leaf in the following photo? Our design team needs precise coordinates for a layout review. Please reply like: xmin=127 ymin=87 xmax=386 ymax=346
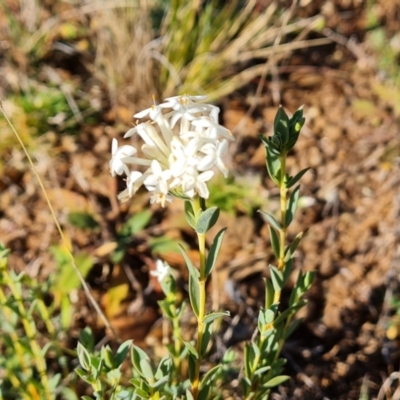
xmin=196 ymin=207 xmax=220 ymax=234
xmin=205 ymin=228 xmax=226 ymax=277
xmin=274 ymin=106 xmax=290 ymax=147
xmin=184 ymin=201 xmax=196 ymax=229
xmin=199 ymin=364 xmax=222 ymax=397
xmin=200 ymin=320 xmax=213 ymax=357
xmin=140 ymin=358 xmax=154 ymax=380
xmin=189 ymin=275 xmax=200 ymax=318
xmin=265 ymin=145 xmax=281 ymax=184
xmin=203 ymin=311 xmax=230 ymax=325
xmin=77 ymin=342 xmax=91 ymax=371
xmin=269 ymin=265 xmax=284 ymax=292
xmin=258 ymin=210 xmax=281 ymax=231
xmin=285 ymin=230 xmax=306 ymax=261
xmin=115 ymin=340 xmax=132 ymax=366
xmin=285 ymin=185 xmax=300 ymax=228
xmin=282 ymin=258 xmax=293 ymax=286
xmin=262 ymin=375 xmax=290 ymax=388
xmin=265 ymin=278 xmax=275 ymax=309
xmin=131 ymin=345 xmax=151 ymax=377
xmin=286 ymin=168 xmax=310 ymax=189
xmin=178 ymin=244 xmax=199 ymax=280
xmin=268 ymin=225 xmax=280 ymax=259
xmin=183 ymin=340 xmax=198 ymax=358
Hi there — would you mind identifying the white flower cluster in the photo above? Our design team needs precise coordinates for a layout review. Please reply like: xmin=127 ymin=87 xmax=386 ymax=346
xmin=110 ymin=95 xmax=234 ymax=207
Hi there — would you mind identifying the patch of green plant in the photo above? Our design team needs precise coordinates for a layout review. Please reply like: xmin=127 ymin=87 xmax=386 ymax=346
xmin=0 ymin=243 xmax=78 ymax=400
xmin=208 ymin=175 xmax=263 ymax=215
xmin=111 ymin=210 xmax=153 ymax=264
xmin=11 ymin=86 xmax=76 ymax=136
xmin=50 ymin=245 xmax=95 ymax=329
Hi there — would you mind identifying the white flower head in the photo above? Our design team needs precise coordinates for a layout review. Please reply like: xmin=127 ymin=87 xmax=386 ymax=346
xmin=150 ymin=259 xmax=170 ymax=283
xmin=109 ymin=94 xmax=235 ymax=206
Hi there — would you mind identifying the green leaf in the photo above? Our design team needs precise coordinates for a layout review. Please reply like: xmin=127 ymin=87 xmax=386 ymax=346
xmin=151 ymin=374 xmax=170 ymax=390
xmin=304 ymin=270 xmax=315 ymax=289
xmin=186 ymin=389 xmax=195 ymax=400
xmin=285 ymin=230 xmax=306 ymax=261
xmin=78 ymin=327 xmax=95 ymax=351
xmin=282 ymin=258 xmax=293 ymax=286
xmin=52 ymin=250 xmax=94 ymax=293
xmin=77 ymin=342 xmax=91 ymax=371
xmin=269 ymin=265 xmax=284 ymax=292
xmin=189 ymin=275 xmax=200 ymax=318
xmin=184 ymin=200 xmax=196 ymax=229
xmin=243 ymin=343 xmax=254 ymax=378
xmin=262 ymin=375 xmax=290 ymax=388
xmin=204 ymin=228 xmax=226 ymax=277
xmin=285 ymin=185 xmax=300 ymax=228
xmin=115 ymin=340 xmax=132 ymax=366
xmin=149 ymin=236 xmax=180 ymax=255
xmin=268 ymin=225 xmax=280 ymax=259
xmin=140 ymin=358 xmax=154 ymax=380
xmin=199 ymin=364 xmax=222 ymax=399
xmin=265 ymin=145 xmax=281 ymax=184
xmin=131 ymin=345 xmax=151 ymax=378
xmin=274 ymin=106 xmax=290 ymax=147
xmin=265 ymin=278 xmax=275 ymax=309
xmin=101 ymin=345 xmax=114 ymax=369
xmin=258 ymin=210 xmax=281 ymax=231
xmin=183 ymin=340 xmax=198 ymax=358
xmin=155 ymin=355 xmax=172 ymax=380
xmin=286 ymin=167 xmax=310 ymax=189
xmin=188 ymin=353 xmax=197 ymax=385
xmin=195 ymin=206 xmax=220 ymax=234
xmin=178 ymin=244 xmax=199 ymax=280
xmin=254 ymin=365 xmax=272 ymax=375
xmin=263 ymin=309 xmax=275 ymax=325
xmin=200 ymin=320 xmax=213 ymax=357
xmin=67 ymin=212 xmax=99 ymax=230
xmin=203 ymin=311 xmax=230 ymax=325
xmin=121 ymin=210 xmax=152 ymax=236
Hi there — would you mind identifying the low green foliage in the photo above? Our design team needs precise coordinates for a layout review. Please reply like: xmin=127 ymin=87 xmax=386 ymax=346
xmin=0 ymin=244 xmax=77 ymax=400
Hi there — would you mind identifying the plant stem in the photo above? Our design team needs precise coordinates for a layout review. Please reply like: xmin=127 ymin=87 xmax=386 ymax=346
xmin=170 ymin=302 xmax=183 ymax=380
xmin=191 ymin=198 xmax=207 ymax=399
xmin=274 ymin=152 xmax=288 ymax=304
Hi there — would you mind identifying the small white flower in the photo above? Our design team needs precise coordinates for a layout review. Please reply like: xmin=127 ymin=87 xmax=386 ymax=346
xmin=180 ymin=167 xmax=214 ymax=199
xmin=144 ymin=160 xmax=172 ymax=194
xmin=198 ymin=139 xmax=229 ymax=177
xmin=191 ymin=117 xmax=233 ymax=141
xmin=109 ymin=139 xmax=137 ymax=177
xmin=150 ymin=260 xmax=170 ymax=282
xmin=110 ymin=94 xmax=235 ymax=206
xmin=126 ymin=171 xmax=143 ymax=197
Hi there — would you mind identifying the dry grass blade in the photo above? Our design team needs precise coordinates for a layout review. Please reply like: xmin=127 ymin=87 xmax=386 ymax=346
xmin=155 ymin=1 xmax=330 ymax=100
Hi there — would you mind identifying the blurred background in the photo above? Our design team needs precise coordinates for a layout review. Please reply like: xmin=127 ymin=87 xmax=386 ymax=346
xmin=0 ymin=0 xmax=400 ymax=398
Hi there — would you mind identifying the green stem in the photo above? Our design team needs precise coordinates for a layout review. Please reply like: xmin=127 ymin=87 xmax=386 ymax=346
xmin=246 ymin=153 xmax=289 ymax=400
xmin=191 ymin=197 xmax=207 ymax=399
xmin=170 ymin=302 xmax=183 ymax=379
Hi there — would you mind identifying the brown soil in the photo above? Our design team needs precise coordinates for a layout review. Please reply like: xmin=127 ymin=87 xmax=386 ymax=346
xmin=1 ymin=1 xmax=400 ymax=399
